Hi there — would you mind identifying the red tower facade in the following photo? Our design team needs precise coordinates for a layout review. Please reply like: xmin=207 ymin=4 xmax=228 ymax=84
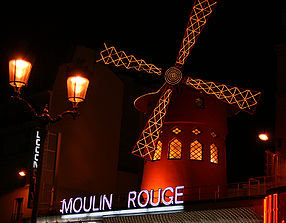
xmin=138 ymin=85 xmax=229 ymax=191
xmin=95 ymin=0 xmax=261 ymax=196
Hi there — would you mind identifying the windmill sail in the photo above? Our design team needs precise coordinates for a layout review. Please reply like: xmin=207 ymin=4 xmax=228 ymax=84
xmin=132 ymin=87 xmax=173 ymax=160
xmin=185 ymin=77 xmax=261 ymax=113
xmin=97 ymin=43 xmax=162 ymax=75
xmin=175 ymin=0 xmax=217 ymax=68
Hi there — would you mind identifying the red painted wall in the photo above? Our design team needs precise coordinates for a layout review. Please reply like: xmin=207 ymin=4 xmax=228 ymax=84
xmin=141 ymin=85 xmax=228 ymax=191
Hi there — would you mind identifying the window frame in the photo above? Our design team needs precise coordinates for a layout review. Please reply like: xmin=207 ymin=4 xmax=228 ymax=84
xmin=168 ymin=137 xmax=183 ymax=160
xmin=210 ymin=143 xmax=219 ymax=164
xmin=190 ymin=139 xmax=203 ymax=161
xmin=152 ymin=140 xmax=163 ymax=161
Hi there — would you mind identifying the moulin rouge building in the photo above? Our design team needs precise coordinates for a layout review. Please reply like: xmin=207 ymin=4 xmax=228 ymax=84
xmin=37 ymin=40 xmax=285 ymax=221
xmin=42 ymin=0 xmax=285 ymax=220
xmin=1 ymin=0 xmax=286 ymax=222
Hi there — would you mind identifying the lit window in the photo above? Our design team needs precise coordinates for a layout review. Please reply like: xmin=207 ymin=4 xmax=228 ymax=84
xmin=210 ymin=131 xmax=217 ymax=138
xmin=153 ymin=140 xmax=162 ymax=161
xmin=168 ymin=138 xmax=182 ymax=160
xmin=210 ymin=143 xmax=218 ymax=164
xmin=190 ymin=140 xmax=202 ymax=160
xmin=192 ymin=128 xmax=201 ymax=135
xmin=172 ymin=127 xmax=182 ymax=135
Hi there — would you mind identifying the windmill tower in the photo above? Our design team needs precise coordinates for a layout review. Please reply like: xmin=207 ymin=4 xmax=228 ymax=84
xmin=97 ymin=0 xmax=261 ymax=192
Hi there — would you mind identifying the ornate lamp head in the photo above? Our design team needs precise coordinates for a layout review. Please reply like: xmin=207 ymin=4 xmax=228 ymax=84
xmin=9 ymin=59 xmax=32 ymax=93
xmin=67 ymin=75 xmax=89 ymax=107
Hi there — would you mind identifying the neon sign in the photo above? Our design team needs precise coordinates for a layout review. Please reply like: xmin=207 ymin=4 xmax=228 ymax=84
xmin=61 ymin=194 xmax=113 ymax=214
xmin=60 ymin=185 xmax=184 ymax=215
xmin=33 ymin=130 xmax=41 ymax=169
xmin=28 ymin=128 xmax=45 ymax=208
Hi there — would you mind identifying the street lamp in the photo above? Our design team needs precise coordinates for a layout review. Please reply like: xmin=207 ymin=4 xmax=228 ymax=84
xmin=9 ymin=59 xmax=32 ymax=93
xmin=8 ymin=58 xmax=90 ymax=223
xmin=9 ymin=58 xmax=89 ymax=122
xmin=18 ymin=170 xmax=27 ymax=177
xmin=258 ymin=133 xmax=269 ymax=142
xmin=67 ymin=75 xmax=90 ymax=105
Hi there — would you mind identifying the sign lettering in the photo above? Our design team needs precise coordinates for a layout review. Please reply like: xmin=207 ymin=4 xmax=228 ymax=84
xmin=60 ymin=185 xmax=184 ymax=215
xmin=33 ymin=130 xmax=41 ymax=169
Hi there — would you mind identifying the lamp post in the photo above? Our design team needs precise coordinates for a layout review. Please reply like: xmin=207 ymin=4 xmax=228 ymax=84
xmin=8 ymin=58 xmax=89 ymax=223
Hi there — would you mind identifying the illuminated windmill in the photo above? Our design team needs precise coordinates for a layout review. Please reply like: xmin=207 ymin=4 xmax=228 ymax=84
xmin=97 ymin=0 xmax=261 ymax=190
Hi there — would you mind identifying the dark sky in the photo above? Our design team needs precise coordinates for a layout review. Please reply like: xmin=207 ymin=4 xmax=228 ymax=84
xmin=0 ymin=1 xmax=283 ymax=184
xmin=0 ymin=1 xmax=280 ymax=92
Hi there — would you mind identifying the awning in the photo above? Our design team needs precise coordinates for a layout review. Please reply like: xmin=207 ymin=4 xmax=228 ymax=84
xmin=103 ymin=207 xmax=262 ymax=223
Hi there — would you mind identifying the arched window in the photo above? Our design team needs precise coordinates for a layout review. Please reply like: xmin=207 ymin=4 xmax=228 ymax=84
xmin=190 ymin=140 xmax=203 ymax=160
xmin=210 ymin=143 xmax=218 ymax=164
xmin=168 ymin=138 xmax=182 ymax=160
xmin=153 ymin=140 xmax=162 ymax=161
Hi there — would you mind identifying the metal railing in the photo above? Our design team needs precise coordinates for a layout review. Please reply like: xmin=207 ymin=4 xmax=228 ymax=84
xmin=183 ymin=175 xmax=286 ymax=203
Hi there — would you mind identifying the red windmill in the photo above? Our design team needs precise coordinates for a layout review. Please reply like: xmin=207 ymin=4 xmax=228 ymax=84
xmin=97 ymin=0 xmax=261 ymax=192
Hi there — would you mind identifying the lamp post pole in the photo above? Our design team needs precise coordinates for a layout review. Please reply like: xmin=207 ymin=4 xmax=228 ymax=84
xmin=8 ymin=58 xmax=90 ymax=223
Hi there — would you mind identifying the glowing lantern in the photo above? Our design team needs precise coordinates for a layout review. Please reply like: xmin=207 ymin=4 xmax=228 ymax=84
xmin=67 ymin=75 xmax=89 ymax=104
xmin=18 ymin=170 xmax=26 ymax=177
xmin=9 ymin=59 xmax=32 ymax=89
xmin=258 ymin=133 xmax=269 ymax=141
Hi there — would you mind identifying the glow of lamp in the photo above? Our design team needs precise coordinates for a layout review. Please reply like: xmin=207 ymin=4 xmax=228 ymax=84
xmin=258 ymin=133 xmax=269 ymax=141
xmin=18 ymin=171 xmax=26 ymax=177
xmin=9 ymin=59 xmax=32 ymax=88
xmin=67 ymin=75 xmax=89 ymax=103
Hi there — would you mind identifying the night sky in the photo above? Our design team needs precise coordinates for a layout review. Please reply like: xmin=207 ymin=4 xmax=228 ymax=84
xmin=0 ymin=0 xmax=283 ymax=188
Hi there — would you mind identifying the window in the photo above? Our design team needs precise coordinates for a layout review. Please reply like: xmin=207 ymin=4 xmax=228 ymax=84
xmin=190 ymin=140 xmax=203 ymax=160
xmin=153 ymin=140 xmax=162 ymax=161
xmin=210 ymin=143 xmax=218 ymax=164
xmin=168 ymin=138 xmax=182 ymax=160
xmin=210 ymin=131 xmax=217 ymax=138
xmin=172 ymin=127 xmax=182 ymax=135
xmin=192 ymin=128 xmax=201 ymax=135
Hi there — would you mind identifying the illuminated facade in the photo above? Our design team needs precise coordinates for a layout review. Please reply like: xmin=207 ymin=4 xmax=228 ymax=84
xmin=96 ymin=0 xmax=261 ymax=162
xmin=94 ymin=0 xmax=264 ymax=219
xmin=138 ymin=86 xmax=229 ymax=191
xmin=0 ymin=0 xmax=283 ymax=222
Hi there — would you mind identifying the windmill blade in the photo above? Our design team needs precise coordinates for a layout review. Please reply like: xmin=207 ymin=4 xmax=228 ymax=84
xmin=96 ymin=43 xmax=162 ymax=75
xmin=175 ymin=0 xmax=217 ymax=68
xmin=132 ymin=87 xmax=173 ymax=160
xmin=185 ymin=77 xmax=261 ymax=113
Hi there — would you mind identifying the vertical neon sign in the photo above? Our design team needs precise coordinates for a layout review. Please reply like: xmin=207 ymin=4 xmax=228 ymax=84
xmin=33 ymin=130 xmax=41 ymax=169
xmin=28 ymin=128 xmax=45 ymax=208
